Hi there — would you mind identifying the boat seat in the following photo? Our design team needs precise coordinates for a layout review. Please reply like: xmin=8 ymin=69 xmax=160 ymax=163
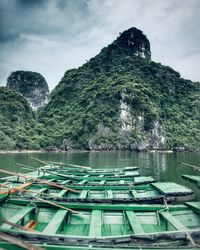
xmin=107 ymin=190 xmax=113 ymax=199
xmin=56 ymin=189 xmax=68 ymax=197
xmin=185 ymin=202 xmax=200 ymax=215
xmin=78 ymin=180 xmax=87 ymax=185
xmin=130 ymin=190 xmax=140 ymax=198
xmin=43 ymin=209 xmax=68 ymax=234
xmin=89 ymin=210 xmax=102 ymax=237
xmin=125 ymin=211 xmax=145 ymax=234
xmin=32 ymin=188 xmax=48 ymax=197
xmin=1 ymin=206 xmax=35 ymax=230
xmin=79 ymin=190 xmax=88 ymax=199
xmin=100 ymin=180 xmax=106 ymax=185
xmin=159 ymin=211 xmax=188 ymax=230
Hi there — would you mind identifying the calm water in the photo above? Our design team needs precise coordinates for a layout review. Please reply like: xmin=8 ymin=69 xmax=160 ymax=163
xmin=0 ymin=151 xmax=199 ymax=199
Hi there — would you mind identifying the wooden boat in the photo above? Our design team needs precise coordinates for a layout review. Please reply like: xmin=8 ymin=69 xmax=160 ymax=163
xmin=40 ymin=166 xmax=139 ymax=175
xmin=0 ymin=201 xmax=200 ymax=248
xmin=182 ymin=175 xmax=200 ymax=188
xmin=0 ymin=242 xmax=199 ymax=250
xmin=4 ymin=181 xmax=194 ymax=204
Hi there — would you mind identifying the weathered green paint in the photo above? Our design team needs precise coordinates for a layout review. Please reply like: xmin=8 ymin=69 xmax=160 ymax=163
xmin=79 ymin=190 xmax=88 ymax=199
xmin=125 ymin=211 xmax=145 ymax=234
xmin=107 ymin=190 xmax=113 ymax=199
xmin=159 ymin=211 xmax=188 ymax=231
xmin=43 ymin=209 xmax=68 ymax=234
xmin=186 ymin=202 xmax=200 ymax=215
xmin=0 ymin=206 xmax=34 ymax=230
xmin=152 ymin=182 xmax=192 ymax=195
xmin=89 ymin=210 xmax=102 ymax=237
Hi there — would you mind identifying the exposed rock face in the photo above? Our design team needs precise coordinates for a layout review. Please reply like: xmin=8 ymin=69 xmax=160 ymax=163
xmin=40 ymin=27 xmax=200 ymax=151
xmin=7 ymin=71 xmax=50 ymax=110
xmin=110 ymin=27 xmax=151 ymax=60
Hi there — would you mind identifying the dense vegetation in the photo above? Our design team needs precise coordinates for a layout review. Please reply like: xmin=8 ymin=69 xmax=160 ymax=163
xmin=39 ymin=29 xmax=200 ymax=150
xmin=0 ymin=28 xmax=199 ymax=150
xmin=7 ymin=71 xmax=49 ymax=99
xmin=0 ymin=87 xmax=40 ymax=150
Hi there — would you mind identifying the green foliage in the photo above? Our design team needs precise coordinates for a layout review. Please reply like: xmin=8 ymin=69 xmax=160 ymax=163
xmin=39 ymin=46 xmax=200 ymax=149
xmin=1 ymin=29 xmax=200 ymax=150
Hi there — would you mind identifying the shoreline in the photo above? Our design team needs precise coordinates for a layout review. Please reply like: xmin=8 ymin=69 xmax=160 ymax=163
xmin=0 ymin=149 xmax=184 ymax=154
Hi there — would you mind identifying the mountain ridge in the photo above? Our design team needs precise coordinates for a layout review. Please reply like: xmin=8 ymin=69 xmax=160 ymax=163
xmin=39 ymin=27 xmax=200 ymax=150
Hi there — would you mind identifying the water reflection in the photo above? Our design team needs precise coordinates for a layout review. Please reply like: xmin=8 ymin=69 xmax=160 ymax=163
xmin=0 ymin=151 xmax=199 ymax=199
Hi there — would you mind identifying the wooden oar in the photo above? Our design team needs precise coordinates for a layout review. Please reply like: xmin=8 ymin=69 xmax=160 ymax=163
xmin=66 ymin=163 xmax=92 ymax=169
xmin=0 ymin=218 xmax=37 ymax=232
xmin=1 ymin=184 xmax=79 ymax=214
xmin=31 ymin=156 xmax=50 ymax=165
xmin=179 ymin=161 xmax=200 ymax=171
xmin=16 ymin=162 xmax=37 ymax=171
xmin=1 ymin=183 xmax=66 ymax=199
xmin=0 ymin=169 xmax=79 ymax=193
xmin=0 ymin=232 xmax=44 ymax=250
xmin=33 ymin=196 xmax=80 ymax=214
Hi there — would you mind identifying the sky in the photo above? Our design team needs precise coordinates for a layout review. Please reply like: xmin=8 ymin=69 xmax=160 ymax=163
xmin=0 ymin=0 xmax=200 ymax=91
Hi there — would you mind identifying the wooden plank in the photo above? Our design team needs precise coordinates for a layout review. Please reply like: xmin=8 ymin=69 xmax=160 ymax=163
xmin=89 ymin=210 xmax=102 ymax=237
xmin=83 ymin=175 xmax=90 ymax=178
xmin=159 ymin=211 xmax=188 ymax=230
xmin=152 ymin=182 xmax=192 ymax=195
xmin=79 ymin=190 xmax=88 ymax=199
xmin=107 ymin=190 xmax=113 ymax=199
xmin=1 ymin=206 xmax=35 ymax=230
xmin=131 ymin=190 xmax=140 ymax=198
xmin=57 ymin=189 xmax=68 ymax=198
xmin=43 ymin=209 xmax=68 ymax=234
xmin=100 ymin=180 xmax=106 ymax=185
xmin=125 ymin=211 xmax=144 ymax=234
xmin=134 ymin=176 xmax=155 ymax=184
xmin=31 ymin=188 xmax=48 ymax=197
xmin=78 ymin=180 xmax=87 ymax=185
xmin=99 ymin=175 xmax=104 ymax=178
xmin=119 ymin=180 xmax=124 ymax=184
xmin=186 ymin=202 xmax=200 ymax=215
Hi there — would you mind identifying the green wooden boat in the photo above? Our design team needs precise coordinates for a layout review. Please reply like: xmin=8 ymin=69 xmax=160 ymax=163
xmin=182 ymin=175 xmax=200 ymax=188
xmin=4 ymin=181 xmax=194 ymax=204
xmin=40 ymin=166 xmax=139 ymax=176
xmin=0 ymin=201 xmax=200 ymax=248
xmin=0 ymin=242 xmax=199 ymax=250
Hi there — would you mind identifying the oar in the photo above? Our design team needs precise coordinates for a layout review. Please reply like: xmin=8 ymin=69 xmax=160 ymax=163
xmin=66 ymin=163 xmax=92 ymax=170
xmin=16 ymin=162 xmax=37 ymax=171
xmin=32 ymin=196 xmax=80 ymax=214
xmin=0 ymin=169 xmax=79 ymax=193
xmin=1 ymin=184 xmax=79 ymax=214
xmin=179 ymin=161 xmax=200 ymax=171
xmin=31 ymin=156 xmax=50 ymax=165
xmin=0 ymin=218 xmax=37 ymax=232
xmin=45 ymin=160 xmax=92 ymax=170
xmin=0 ymin=232 xmax=44 ymax=250
xmin=1 ymin=183 xmax=66 ymax=199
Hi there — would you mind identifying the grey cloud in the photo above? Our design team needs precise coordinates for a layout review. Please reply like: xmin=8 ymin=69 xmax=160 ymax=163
xmin=0 ymin=0 xmax=200 ymax=89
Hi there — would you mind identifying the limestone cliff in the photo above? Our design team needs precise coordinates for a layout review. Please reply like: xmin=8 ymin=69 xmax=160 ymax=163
xmin=40 ymin=27 xmax=200 ymax=151
xmin=7 ymin=71 xmax=50 ymax=110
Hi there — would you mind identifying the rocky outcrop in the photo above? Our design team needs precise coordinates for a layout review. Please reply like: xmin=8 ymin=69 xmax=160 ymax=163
xmin=7 ymin=71 xmax=50 ymax=110
xmin=113 ymin=27 xmax=151 ymax=60
xmin=40 ymin=27 xmax=200 ymax=151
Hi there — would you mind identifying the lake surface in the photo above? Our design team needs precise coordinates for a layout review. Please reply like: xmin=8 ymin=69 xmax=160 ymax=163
xmin=0 ymin=151 xmax=199 ymax=199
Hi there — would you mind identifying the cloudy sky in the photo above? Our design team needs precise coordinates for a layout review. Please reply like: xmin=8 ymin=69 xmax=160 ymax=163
xmin=0 ymin=0 xmax=200 ymax=90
